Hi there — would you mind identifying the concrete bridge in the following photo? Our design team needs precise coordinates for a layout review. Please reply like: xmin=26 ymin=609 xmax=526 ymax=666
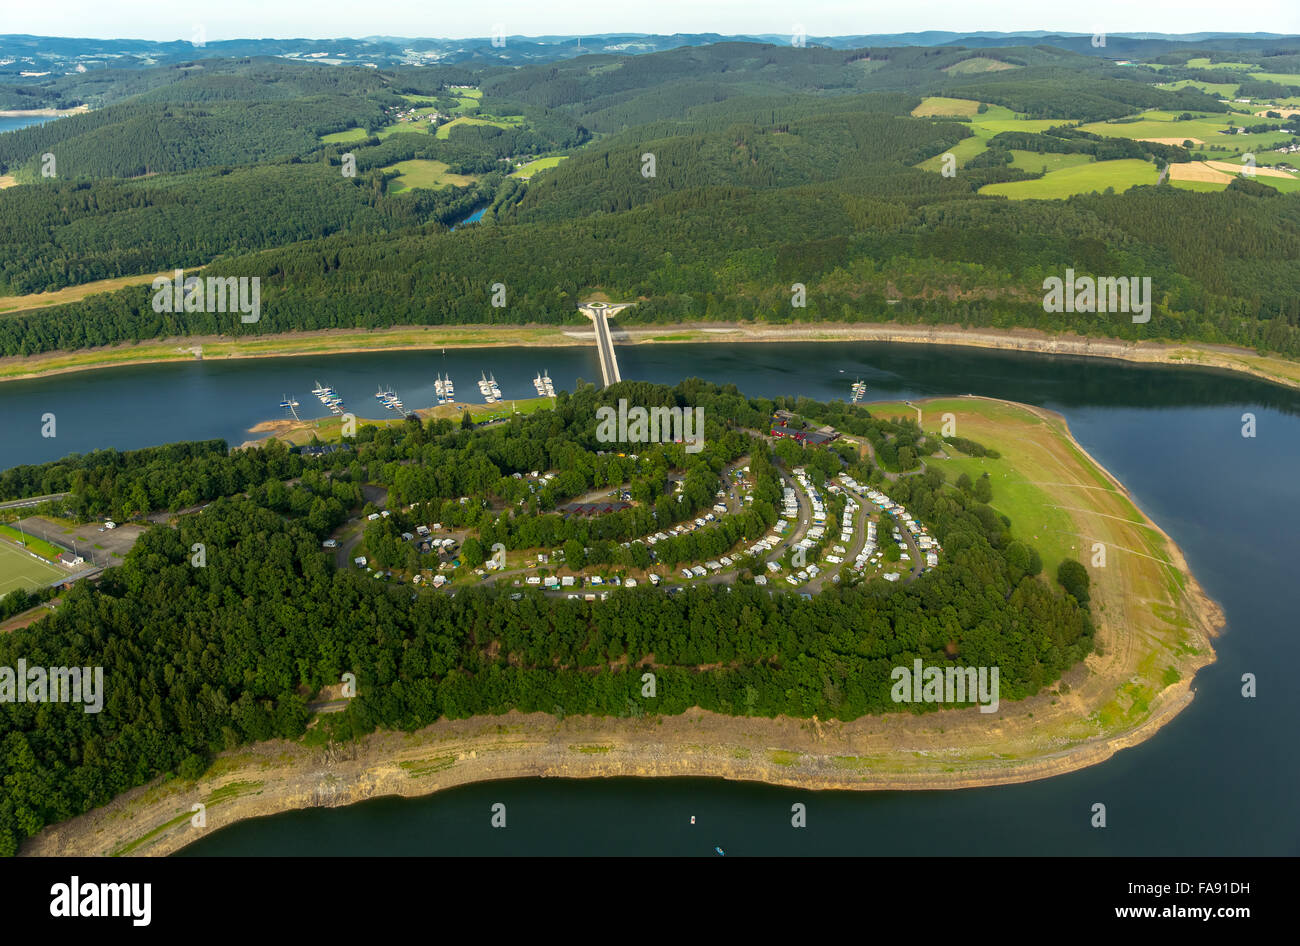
xmin=578 ymin=302 xmax=633 ymax=387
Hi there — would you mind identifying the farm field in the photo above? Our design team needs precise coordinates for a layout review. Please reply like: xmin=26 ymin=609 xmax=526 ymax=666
xmin=979 ymin=159 xmax=1157 ymax=199
xmin=320 ymin=127 xmax=368 ymax=144
xmin=1185 ymin=58 xmax=1260 ymax=70
xmin=1006 ymin=150 xmax=1097 ymax=173
xmin=1158 ymin=79 xmax=1240 ymax=97
xmin=384 ymin=159 xmax=478 ymax=193
xmin=915 ymin=134 xmax=986 ymax=172
xmin=377 ymin=120 xmax=432 ymax=139
xmin=1079 ymin=110 xmax=1294 ymax=160
xmin=913 ymin=100 xmax=1070 ymax=171
xmin=0 ymin=541 xmax=65 ymax=597
xmin=911 ymin=96 xmax=982 ymax=117
xmin=435 ymin=115 xmax=522 ymax=140
xmin=1168 ymin=160 xmax=1300 ymax=193
xmin=942 ymin=57 xmax=1018 ymax=75
xmin=509 ymin=155 xmax=567 ymax=179
xmin=1245 ymin=72 xmax=1300 ymax=86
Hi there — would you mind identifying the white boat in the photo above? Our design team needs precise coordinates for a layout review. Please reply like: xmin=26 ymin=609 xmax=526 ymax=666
xmin=541 ymin=371 xmax=555 ymax=396
xmin=488 ymin=373 xmax=501 ymax=399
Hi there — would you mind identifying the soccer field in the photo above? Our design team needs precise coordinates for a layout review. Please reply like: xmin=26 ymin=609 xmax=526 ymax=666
xmin=0 ymin=540 xmax=65 ymax=597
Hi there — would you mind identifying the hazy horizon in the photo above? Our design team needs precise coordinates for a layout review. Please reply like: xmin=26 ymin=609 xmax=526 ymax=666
xmin=3 ymin=0 xmax=1297 ymax=44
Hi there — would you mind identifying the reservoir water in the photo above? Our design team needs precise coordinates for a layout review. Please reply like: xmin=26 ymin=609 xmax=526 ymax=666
xmin=1 ymin=341 xmax=1297 ymax=855
xmin=0 ymin=114 xmax=59 ymax=134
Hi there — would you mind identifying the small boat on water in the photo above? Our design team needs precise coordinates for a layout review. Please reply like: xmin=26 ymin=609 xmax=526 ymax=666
xmin=714 ymin=846 xmax=725 ymax=856
xmin=478 ymin=372 xmax=496 ymax=403
xmin=488 ymin=373 xmax=502 ymax=399
xmin=541 ymin=371 xmax=555 ymax=397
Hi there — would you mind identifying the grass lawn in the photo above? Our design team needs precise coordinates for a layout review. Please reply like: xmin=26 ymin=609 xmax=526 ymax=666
xmin=320 ymin=127 xmax=368 ymax=144
xmin=0 ymin=539 xmax=66 ymax=597
xmin=384 ymin=159 xmax=478 ymax=193
xmin=979 ymin=158 xmax=1157 ymax=198
xmin=0 ymin=524 xmax=65 ymax=561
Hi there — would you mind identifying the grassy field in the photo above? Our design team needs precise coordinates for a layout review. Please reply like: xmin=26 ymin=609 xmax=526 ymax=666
xmin=911 ymin=96 xmax=983 ymax=117
xmin=509 ymin=155 xmax=567 ymax=179
xmin=0 ymin=541 xmax=65 ymax=597
xmin=1006 ymin=150 xmax=1097 ymax=173
xmin=435 ymin=115 xmax=523 ymax=140
xmin=979 ymin=158 xmax=1157 ymax=198
xmin=0 ymin=524 xmax=65 ymax=561
xmin=384 ymin=159 xmax=478 ymax=193
xmin=320 ymin=127 xmax=368 ymax=144
xmin=943 ymin=57 xmax=1018 ymax=75
xmin=914 ymin=101 xmax=1073 ymax=171
xmin=1186 ymin=58 xmax=1260 ymax=71
xmin=1079 ymin=110 xmax=1293 ymax=161
xmin=376 ymin=120 xmax=432 ymax=139
xmin=915 ymin=134 xmax=987 ymax=172
xmin=0 ymin=268 xmax=195 ymax=316
xmin=1250 ymin=72 xmax=1300 ymax=86
xmin=1158 ymin=78 xmax=1240 ymax=97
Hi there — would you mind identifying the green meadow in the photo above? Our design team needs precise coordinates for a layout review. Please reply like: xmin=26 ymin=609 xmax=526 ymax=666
xmin=509 ymin=155 xmax=568 ymax=178
xmin=1006 ymin=150 xmax=1097 ymax=174
xmin=384 ymin=159 xmax=478 ymax=193
xmin=320 ymin=127 xmax=368 ymax=143
xmin=979 ymin=159 xmax=1157 ymax=199
xmin=435 ymin=115 xmax=523 ymax=140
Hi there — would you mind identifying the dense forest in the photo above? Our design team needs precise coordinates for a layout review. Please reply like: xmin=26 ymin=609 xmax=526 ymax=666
xmin=2 ymin=40 xmax=1299 ymax=358
xmin=0 ymin=382 xmax=1094 ymax=855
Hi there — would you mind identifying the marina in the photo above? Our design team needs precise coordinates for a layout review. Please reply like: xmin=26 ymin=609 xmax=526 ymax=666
xmin=311 ymin=380 xmax=345 ymax=415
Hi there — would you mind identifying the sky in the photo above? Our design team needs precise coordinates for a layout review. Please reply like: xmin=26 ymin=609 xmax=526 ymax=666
xmin=4 ymin=0 xmax=1298 ymax=42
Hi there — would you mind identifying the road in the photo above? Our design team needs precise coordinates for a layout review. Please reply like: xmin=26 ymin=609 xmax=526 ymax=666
xmin=0 ymin=493 xmax=67 ymax=511
xmin=590 ymin=308 xmax=622 ymax=387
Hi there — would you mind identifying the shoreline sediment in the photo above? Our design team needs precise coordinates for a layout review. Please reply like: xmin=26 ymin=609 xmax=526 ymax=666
xmin=0 ymin=322 xmax=1298 ymax=393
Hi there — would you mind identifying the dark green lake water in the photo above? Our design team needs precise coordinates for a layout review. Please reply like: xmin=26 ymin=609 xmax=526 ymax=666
xmin=2 ymin=341 xmax=1296 ymax=855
